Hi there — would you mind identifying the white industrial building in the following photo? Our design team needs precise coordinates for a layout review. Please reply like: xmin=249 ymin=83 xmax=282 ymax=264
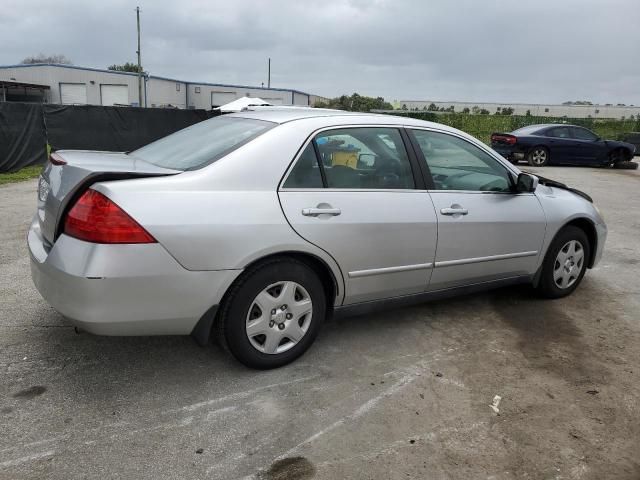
xmin=0 ymin=63 xmax=321 ymax=109
xmin=397 ymin=99 xmax=640 ymax=119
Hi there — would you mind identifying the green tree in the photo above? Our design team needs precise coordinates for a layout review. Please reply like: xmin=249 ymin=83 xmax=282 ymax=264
xmin=479 ymin=108 xmax=490 ymax=115
xmin=427 ymin=103 xmax=438 ymax=111
xmin=108 ymin=62 xmax=143 ymax=73
xmin=22 ymin=53 xmax=72 ymax=64
xmin=462 ymin=107 xmax=470 ymax=114
xmin=314 ymin=93 xmax=394 ymax=112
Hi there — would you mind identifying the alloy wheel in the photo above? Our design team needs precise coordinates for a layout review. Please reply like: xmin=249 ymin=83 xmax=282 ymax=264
xmin=553 ymin=240 xmax=585 ymax=289
xmin=531 ymin=149 xmax=548 ymax=166
xmin=245 ymin=281 xmax=313 ymax=354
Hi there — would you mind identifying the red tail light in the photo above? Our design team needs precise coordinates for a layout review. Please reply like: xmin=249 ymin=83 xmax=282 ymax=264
xmin=50 ymin=152 xmax=67 ymax=165
xmin=491 ymin=134 xmax=517 ymax=145
xmin=64 ymin=189 xmax=156 ymax=244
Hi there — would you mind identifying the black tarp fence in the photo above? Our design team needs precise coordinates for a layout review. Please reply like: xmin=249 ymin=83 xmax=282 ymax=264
xmin=0 ymin=103 xmax=214 ymax=173
xmin=0 ymin=103 xmax=47 ymax=172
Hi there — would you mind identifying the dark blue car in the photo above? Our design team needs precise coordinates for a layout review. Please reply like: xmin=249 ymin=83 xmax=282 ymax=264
xmin=491 ymin=124 xmax=637 ymax=167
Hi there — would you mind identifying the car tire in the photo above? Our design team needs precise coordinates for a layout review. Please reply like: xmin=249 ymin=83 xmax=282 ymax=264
xmin=215 ymin=258 xmax=326 ymax=369
xmin=527 ymin=146 xmax=549 ymax=166
xmin=608 ymin=148 xmax=625 ymax=167
xmin=537 ymin=226 xmax=591 ymax=299
xmin=612 ymin=160 xmax=638 ymax=170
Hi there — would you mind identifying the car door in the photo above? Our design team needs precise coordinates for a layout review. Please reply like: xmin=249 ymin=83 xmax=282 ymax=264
xmin=408 ymin=128 xmax=546 ymax=291
xmin=570 ymin=127 xmax=607 ymax=164
xmin=278 ymin=127 xmax=438 ymax=305
xmin=545 ymin=126 xmax=575 ymax=163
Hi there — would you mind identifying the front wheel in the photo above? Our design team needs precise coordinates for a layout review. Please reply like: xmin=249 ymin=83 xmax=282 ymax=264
xmin=216 ymin=258 xmax=326 ymax=369
xmin=528 ymin=147 xmax=549 ymax=166
xmin=537 ymin=226 xmax=590 ymax=299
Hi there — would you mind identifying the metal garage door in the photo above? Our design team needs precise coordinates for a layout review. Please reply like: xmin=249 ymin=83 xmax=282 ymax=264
xmin=262 ymin=97 xmax=284 ymax=105
xmin=100 ymin=84 xmax=129 ymax=106
xmin=211 ymin=91 xmax=237 ymax=107
xmin=60 ymin=83 xmax=87 ymax=105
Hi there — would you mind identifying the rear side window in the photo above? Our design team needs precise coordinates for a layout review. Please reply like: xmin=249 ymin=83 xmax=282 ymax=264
xmin=283 ymin=127 xmax=415 ymax=190
xmin=129 ymin=116 xmax=274 ymax=171
xmin=283 ymin=144 xmax=323 ymax=188
xmin=546 ymin=127 xmax=570 ymax=138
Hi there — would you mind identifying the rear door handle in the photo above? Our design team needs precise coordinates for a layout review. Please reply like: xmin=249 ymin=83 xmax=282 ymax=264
xmin=440 ymin=207 xmax=468 ymax=216
xmin=302 ymin=207 xmax=341 ymax=217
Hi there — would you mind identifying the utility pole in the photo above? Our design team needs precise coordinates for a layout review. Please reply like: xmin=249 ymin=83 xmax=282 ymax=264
xmin=136 ymin=6 xmax=143 ymax=107
xmin=267 ymin=58 xmax=271 ymax=89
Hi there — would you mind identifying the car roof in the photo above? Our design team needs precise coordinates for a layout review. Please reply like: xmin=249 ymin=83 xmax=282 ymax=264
xmin=227 ymin=106 xmax=458 ymax=130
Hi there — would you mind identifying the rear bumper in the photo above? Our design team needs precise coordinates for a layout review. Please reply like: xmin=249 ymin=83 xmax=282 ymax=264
xmin=28 ymin=216 xmax=241 ymax=336
xmin=492 ymin=145 xmax=526 ymax=161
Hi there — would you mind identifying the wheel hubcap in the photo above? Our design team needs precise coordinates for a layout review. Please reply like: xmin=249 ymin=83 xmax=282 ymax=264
xmin=532 ymin=149 xmax=547 ymax=165
xmin=245 ymin=281 xmax=313 ymax=354
xmin=553 ymin=240 xmax=585 ymax=289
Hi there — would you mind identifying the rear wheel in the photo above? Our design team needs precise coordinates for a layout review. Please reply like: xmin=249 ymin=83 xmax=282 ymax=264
xmin=216 ymin=258 xmax=326 ymax=369
xmin=537 ymin=226 xmax=590 ymax=298
xmin=528 ymin=146 xmax=549 ymax=166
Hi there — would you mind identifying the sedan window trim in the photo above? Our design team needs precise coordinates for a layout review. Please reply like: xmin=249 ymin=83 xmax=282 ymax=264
xmin=278 ymin=124 xmax=423 ymax=192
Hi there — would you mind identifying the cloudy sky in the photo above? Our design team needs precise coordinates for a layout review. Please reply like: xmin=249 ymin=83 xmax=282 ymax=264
xmin=1 ymin=0 xmax=639 ymax=104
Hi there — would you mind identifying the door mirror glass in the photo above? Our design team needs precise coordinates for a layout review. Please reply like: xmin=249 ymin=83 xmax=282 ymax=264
xmin=516 ymin=173 xmax=538 ymax=193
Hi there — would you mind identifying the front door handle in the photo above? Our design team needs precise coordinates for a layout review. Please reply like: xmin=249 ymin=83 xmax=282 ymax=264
xmin=440 ymin=206 xmax=468 ymax=216
xmin=302 ymin=207 xmax=341 ymax=217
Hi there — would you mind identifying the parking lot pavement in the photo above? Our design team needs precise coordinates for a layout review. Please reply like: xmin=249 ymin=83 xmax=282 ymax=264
xmin=1 ymin=166 xmax=639 ymax=480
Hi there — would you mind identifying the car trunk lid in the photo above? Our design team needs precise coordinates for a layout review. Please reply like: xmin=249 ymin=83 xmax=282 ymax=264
xmin=38 ymin=150 xmax=180 ymax=245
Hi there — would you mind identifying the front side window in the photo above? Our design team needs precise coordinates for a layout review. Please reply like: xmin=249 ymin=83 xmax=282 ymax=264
xmin=315 ymin=128 xmax=414 ymax=189
xmin=410 ymin=130 xmax=512 ymax=192
xmin=129 ymin=116 xmax=274 ymax=171
xmin=571 ymin=127 xmax=598 ymax=141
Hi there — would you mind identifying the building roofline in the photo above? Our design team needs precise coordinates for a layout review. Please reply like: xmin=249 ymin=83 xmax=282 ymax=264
xmin=0 ymin=63 xmax=141 ymax=77
xmin=399 ymin=99 xmax=639 ymax=108
xmin=0 ymin=63 xmax=312 ymax=96
xmin=147 ymin=75 xmax=310 ymax=96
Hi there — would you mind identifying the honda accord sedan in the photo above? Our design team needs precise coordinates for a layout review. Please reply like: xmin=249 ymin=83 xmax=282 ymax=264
xmin=29 ymin=108 xmax=607 ymax=368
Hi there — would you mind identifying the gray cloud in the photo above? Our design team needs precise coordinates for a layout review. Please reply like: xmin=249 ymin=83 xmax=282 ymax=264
xmin=1 ymin=0 xmax=638 ymax=104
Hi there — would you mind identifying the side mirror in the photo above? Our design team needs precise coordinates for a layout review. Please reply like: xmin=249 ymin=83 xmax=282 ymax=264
xmin=515 ymin=173 xmax=538 ymax=193
xmin=358 ymin=153 xmax=376 ymax=168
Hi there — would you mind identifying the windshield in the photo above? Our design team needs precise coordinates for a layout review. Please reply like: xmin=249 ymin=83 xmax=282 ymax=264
xmin=129 ymin=116 xmax=274 ymax=170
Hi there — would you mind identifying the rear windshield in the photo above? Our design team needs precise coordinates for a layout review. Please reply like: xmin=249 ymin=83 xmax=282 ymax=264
xmin=512 ymin=125 xmax=543 ymax=135
xmin=129 ymin=116 xmax=274 ymax=170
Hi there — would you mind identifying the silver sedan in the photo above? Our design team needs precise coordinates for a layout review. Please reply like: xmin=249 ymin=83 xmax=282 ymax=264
xmin=29 ymin=108 xmax=607 ymax=368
